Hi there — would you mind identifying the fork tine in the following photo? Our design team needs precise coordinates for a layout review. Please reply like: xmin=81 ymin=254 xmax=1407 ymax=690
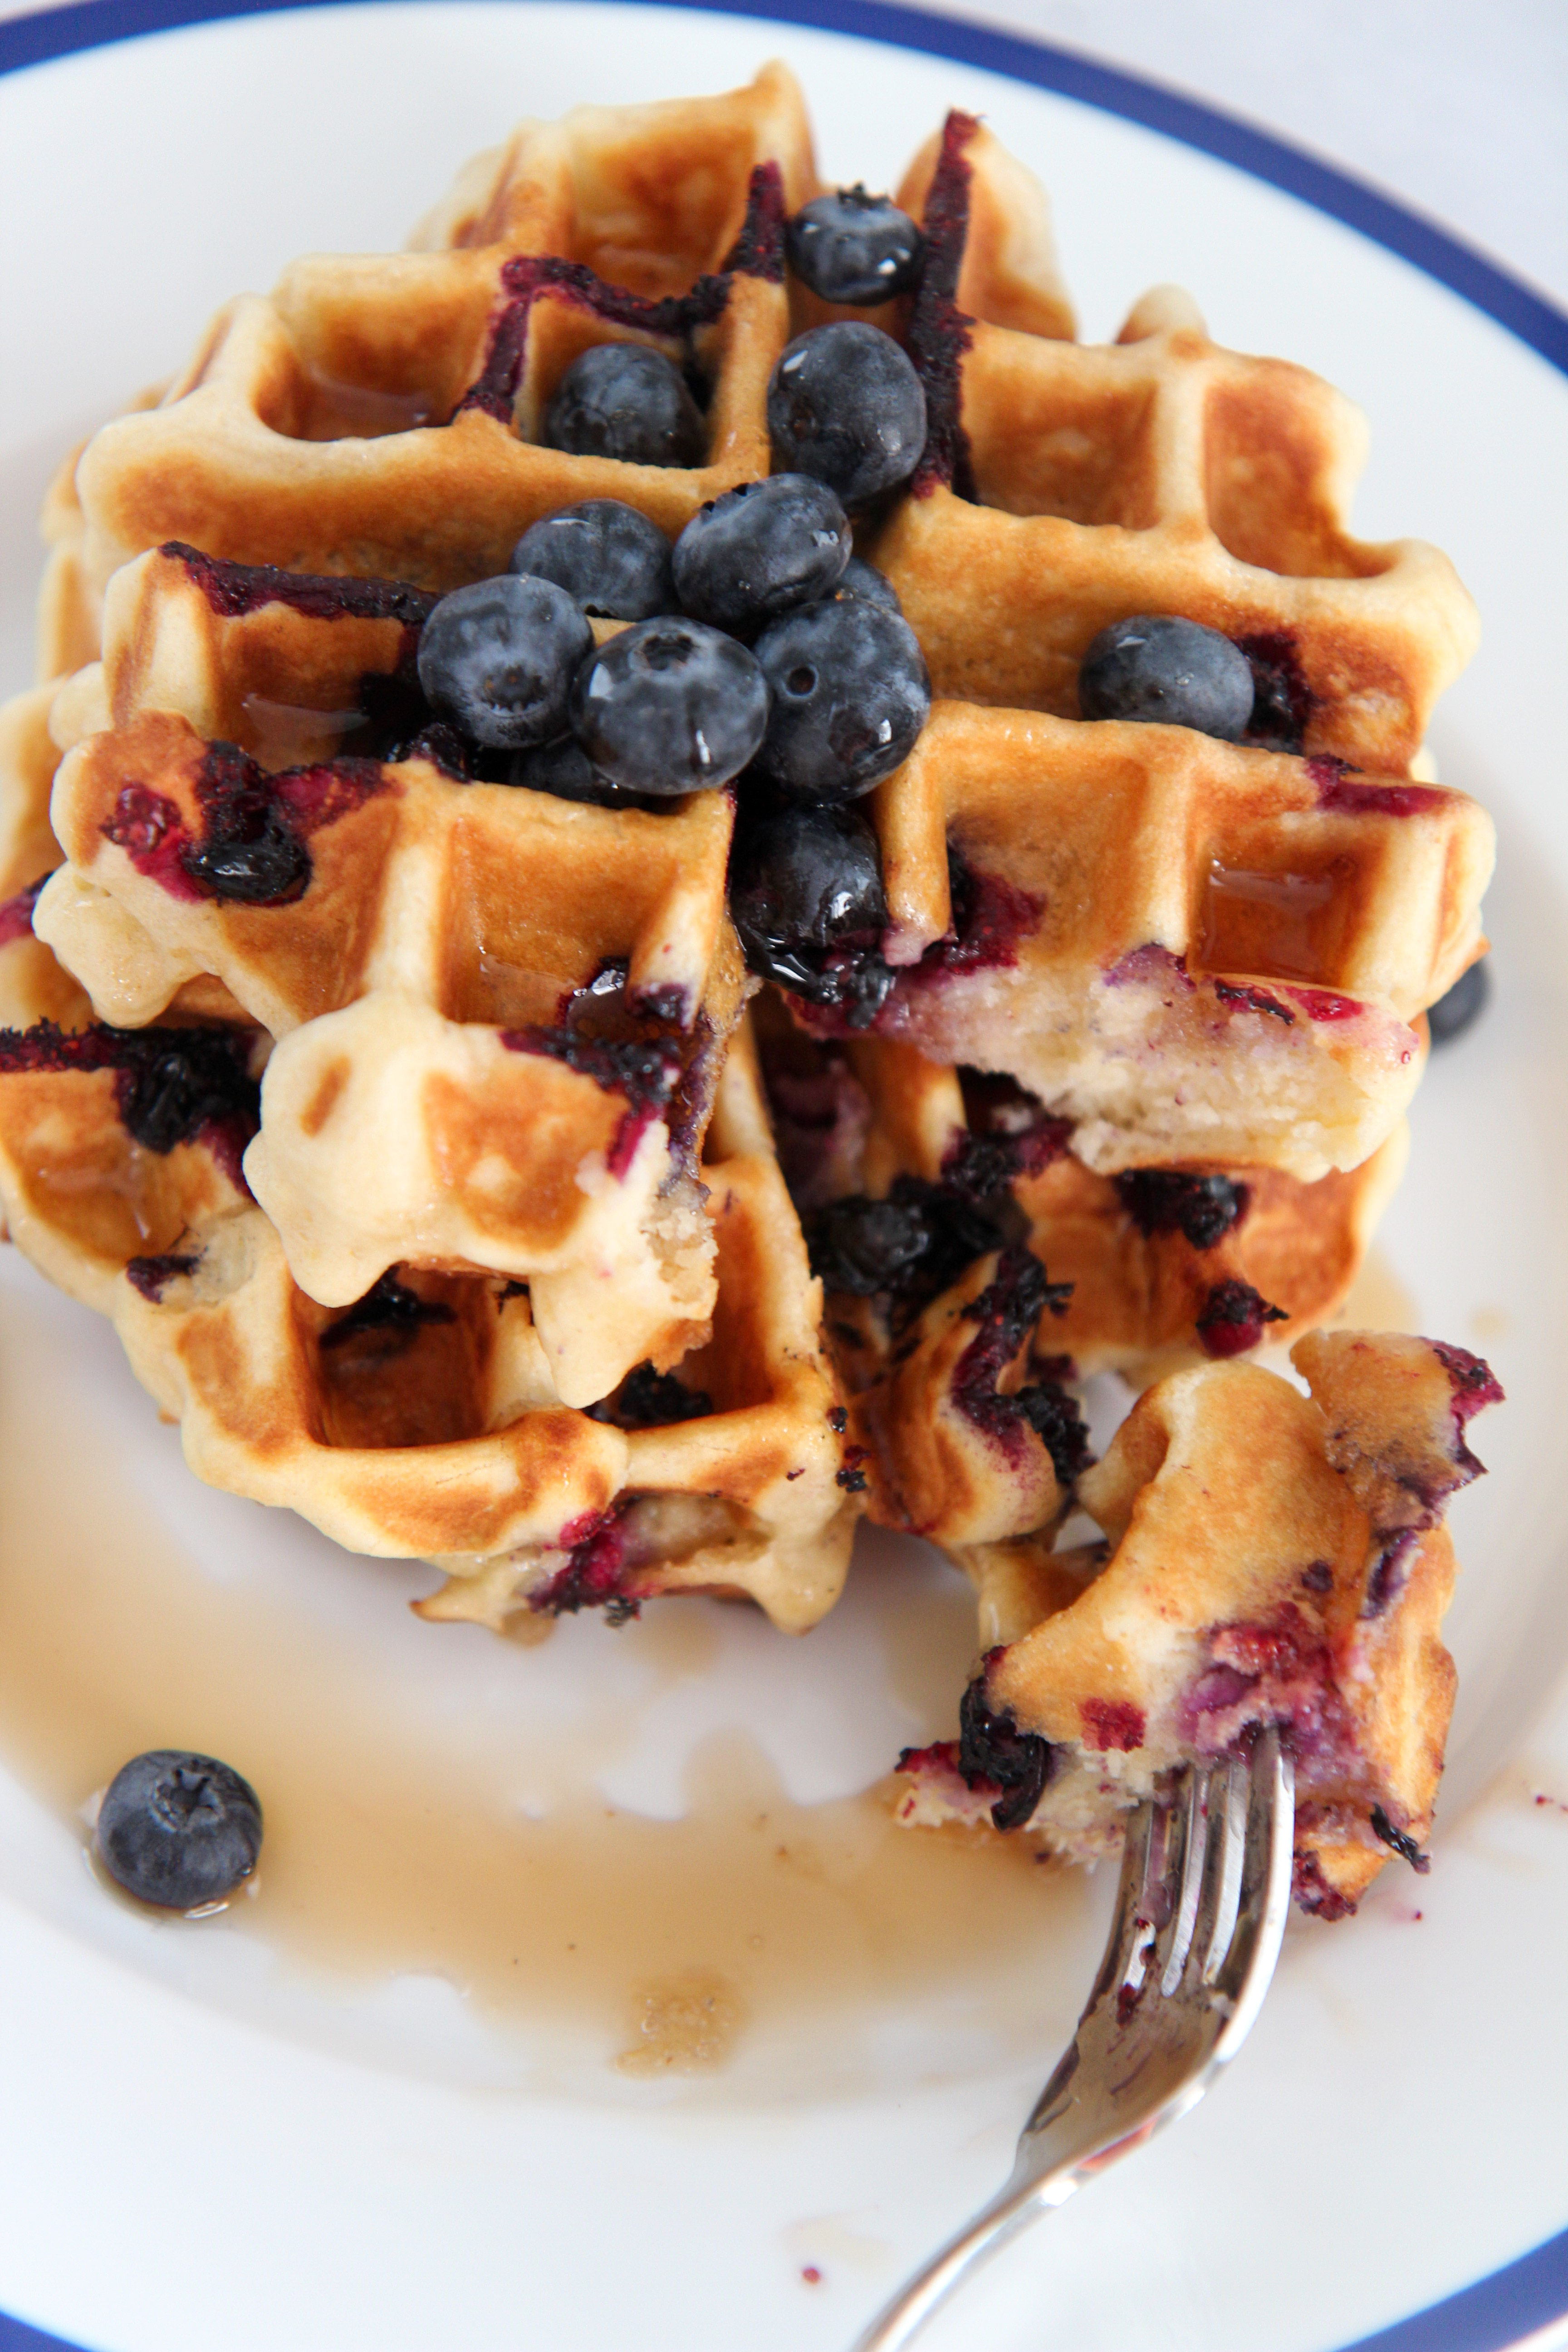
xmin=1187 ymin=1753 xmax=1248 ymax=1988
xmin=1152 ymin=1765 xmax=1212 ymax=1996
xmin=1208 ymin=1728 xmax=1295 ymax=2026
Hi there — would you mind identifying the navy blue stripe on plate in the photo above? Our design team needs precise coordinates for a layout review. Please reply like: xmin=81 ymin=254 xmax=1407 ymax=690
xmin=1340 ymin=2223 xmax=1568 ymax=2352
xmin=0 ymin=5 xmax=1563 ymax=2352
xmin=0 ymin=2316 xmax=90 ymax=2351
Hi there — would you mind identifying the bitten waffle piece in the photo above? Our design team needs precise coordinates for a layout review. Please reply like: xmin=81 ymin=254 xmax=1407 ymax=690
xmin=38 ymin=546 xmax=754 ymax=1403
xmin=895 ymin=1332 xmax=1501 ymax=1916
xmin=0 ymin=926 xmax=858 ymax=1633
xmin=814 ymin=701 xmax=1491 ymax=1179
xmin=875 ymin=115 xmax=1479 ymax=774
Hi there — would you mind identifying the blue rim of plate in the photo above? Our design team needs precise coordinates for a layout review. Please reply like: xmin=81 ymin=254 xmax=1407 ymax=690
xmin=0 ymin=4 xmax=1564 ymax=2349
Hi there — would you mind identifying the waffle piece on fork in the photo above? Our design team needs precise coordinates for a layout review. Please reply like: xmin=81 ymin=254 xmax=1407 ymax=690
xmin=0 ymin=917 xmax=860 ymax=1633
xmin=895 ymin=1329 xmax=1500 ymax=1918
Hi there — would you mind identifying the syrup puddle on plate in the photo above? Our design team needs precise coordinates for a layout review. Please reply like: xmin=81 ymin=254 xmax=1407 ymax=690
xmin=0 ymin=1271 xmax=1102 ymax=2099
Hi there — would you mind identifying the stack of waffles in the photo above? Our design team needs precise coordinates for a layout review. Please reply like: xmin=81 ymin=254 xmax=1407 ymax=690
xmin=0 ymin=65 xmax=1499 ymax=1909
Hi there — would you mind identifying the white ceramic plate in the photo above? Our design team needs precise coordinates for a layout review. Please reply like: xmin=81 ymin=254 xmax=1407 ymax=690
xmin=1 ymin=9 xmax=1566 ymax=2350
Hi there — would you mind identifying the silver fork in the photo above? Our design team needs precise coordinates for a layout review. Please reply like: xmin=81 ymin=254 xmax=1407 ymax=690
xmin=849 ymin=1728 xmax=1295 ymax=2352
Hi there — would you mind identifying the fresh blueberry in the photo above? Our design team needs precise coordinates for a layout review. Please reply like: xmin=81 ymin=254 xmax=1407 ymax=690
xmin=1428 ymin=957 xmax=1489 ymax=1044
xmin=569 ymin=618 xmax=769 ymax=795
xmin=752 ymin=596 xmax=929 ymax=803
xmin=95 ymin=1749 xmax=263 ymax=1911
xmin=672 ymin=475 xmax=850 ymax=632
xmin=510 ymin=500 xmax=675 ymax=620
xmin=1078 ymin=615 xmax=1255 ymax=742
xmin=729 ymin=801 xmax=892 ymax=1024
xmin=768 ymin=324 xmax=927 ymax=506
xmin=837 ymin=557 xmax=902 ymax=613
xmin=786 ymin=186 xmax=926 ymax=306
xmin=417 ymin=574 xmax=592 ymax=750
xmin=506 ymin=735 xmax=652 ymax=808
xmin=544 ymin=343 xmax=706 ymax=468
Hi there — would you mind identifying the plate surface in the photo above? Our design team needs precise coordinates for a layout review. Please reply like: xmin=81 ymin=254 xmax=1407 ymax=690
xmin=1 ymin=9 xmax=1567 ymax=2351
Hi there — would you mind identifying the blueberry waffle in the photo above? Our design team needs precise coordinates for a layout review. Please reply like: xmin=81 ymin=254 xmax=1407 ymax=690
xmin=0 ymin=61 xmax=1499 ymax=1780
xmin=0 ymin=911 xmax=858 ymax=1630
xmin=37 ymin=544 xmax=750 ymax=1403
xmin=57 ymin=69 xmax=1071 ymax=631
xmin=754 ymin=1008 xmax=1407 ymax=1545
xmin=895 ymin=1330 xmax=1501 ymax=1917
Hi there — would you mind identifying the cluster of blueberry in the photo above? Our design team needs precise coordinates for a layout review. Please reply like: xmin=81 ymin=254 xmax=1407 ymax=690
xmin=399 ymin=189 xmax=938 ymax=1023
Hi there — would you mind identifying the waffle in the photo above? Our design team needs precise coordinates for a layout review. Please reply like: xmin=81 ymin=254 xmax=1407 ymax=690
xmin=0 ymin=922 xmax=858 ymax=1631
xmin=0 ymin=71 xmax=1494 ymax=1682
xmin=878 ymin=113 xmax=1478 ymax=774
xmin=32 ymin=73 xmax=1486 ymax=1206
xmin=895 ymin=1330 xmax=1501 ymax=1916
xmin=37 ymin=544 xmax=760 ymax=1404
xmin=58 ymin=69 xmax=1072 ymax=630
xmin=828 ymin=697 xmax=1490 ymax=1179
xmin=753 ymin=1007 xmax=1406 ymax=1544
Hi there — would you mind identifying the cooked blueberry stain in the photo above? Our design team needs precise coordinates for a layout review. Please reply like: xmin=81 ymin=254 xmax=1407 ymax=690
xmin=1370 ymin=1804 xmax=1431 ymax=1874
xmin=587 ymin=1363 xmax=713 ymax=1428
xmin=1114 ymin=1169 xmax=1250 ymax=1250
xmin=958 ymin=1671 xmax=1054 ymax=1831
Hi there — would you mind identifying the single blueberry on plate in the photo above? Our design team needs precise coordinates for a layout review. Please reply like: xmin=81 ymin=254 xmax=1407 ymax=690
xmin=729 ymin=801 xmax=892 ymax=1024
xmin=95 ymin=1750 xmax=263 ymax=1911
xmin=507 ymin=735 xmax=652 ymax=808
xmin=752 ymin=596 xmax=930 ymax=802
xmin=786 ymin=187 xmax=926 ymax=306
xmin=767 ymin=323 xmax=927 ymax=506
xmin=510 ymin=500 xmax=675 ymax=619
xmin=417 ymin=574 xmax=592 ymax=749
xmin=544 ymin=343 xmax=706 ymax=468
xmin=1078 ymin=615 xmax=1254 ymax=742
xmin=837 ymin=556 xmax=902 ymax=613
xmin=672 ymin=474 xmax=851 ymax=632
xmin=570 ymin=618 xmax=769 ymax=794
xmin=1428 ymin=956 xmax=1489 ymax=1044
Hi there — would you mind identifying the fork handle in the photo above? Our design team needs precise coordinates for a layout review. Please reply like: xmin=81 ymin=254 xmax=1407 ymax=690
xmin=847 ymin=2138 xmax=1099 ymax=2352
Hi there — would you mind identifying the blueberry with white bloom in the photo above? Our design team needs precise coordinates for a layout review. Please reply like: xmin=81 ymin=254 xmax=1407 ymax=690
xmin=96 ymin=1750 xmax=263 ymax=1911
xmin=836 ymin=556 xmax=902 ymax=613
xmin=510 ymin=500 xmax=675 ymax=619
xmin=767 ymin=323 xmax=927 ymax=506
xmin=417 ymin=573 xmax=592 ymax=749
xmin=569 ymin=618 xmax=769 ymax=795
xmin=751 ymin=595 xmax=929 ymax=802
xmin=673 ymin=474 xmax=851 ymax=631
